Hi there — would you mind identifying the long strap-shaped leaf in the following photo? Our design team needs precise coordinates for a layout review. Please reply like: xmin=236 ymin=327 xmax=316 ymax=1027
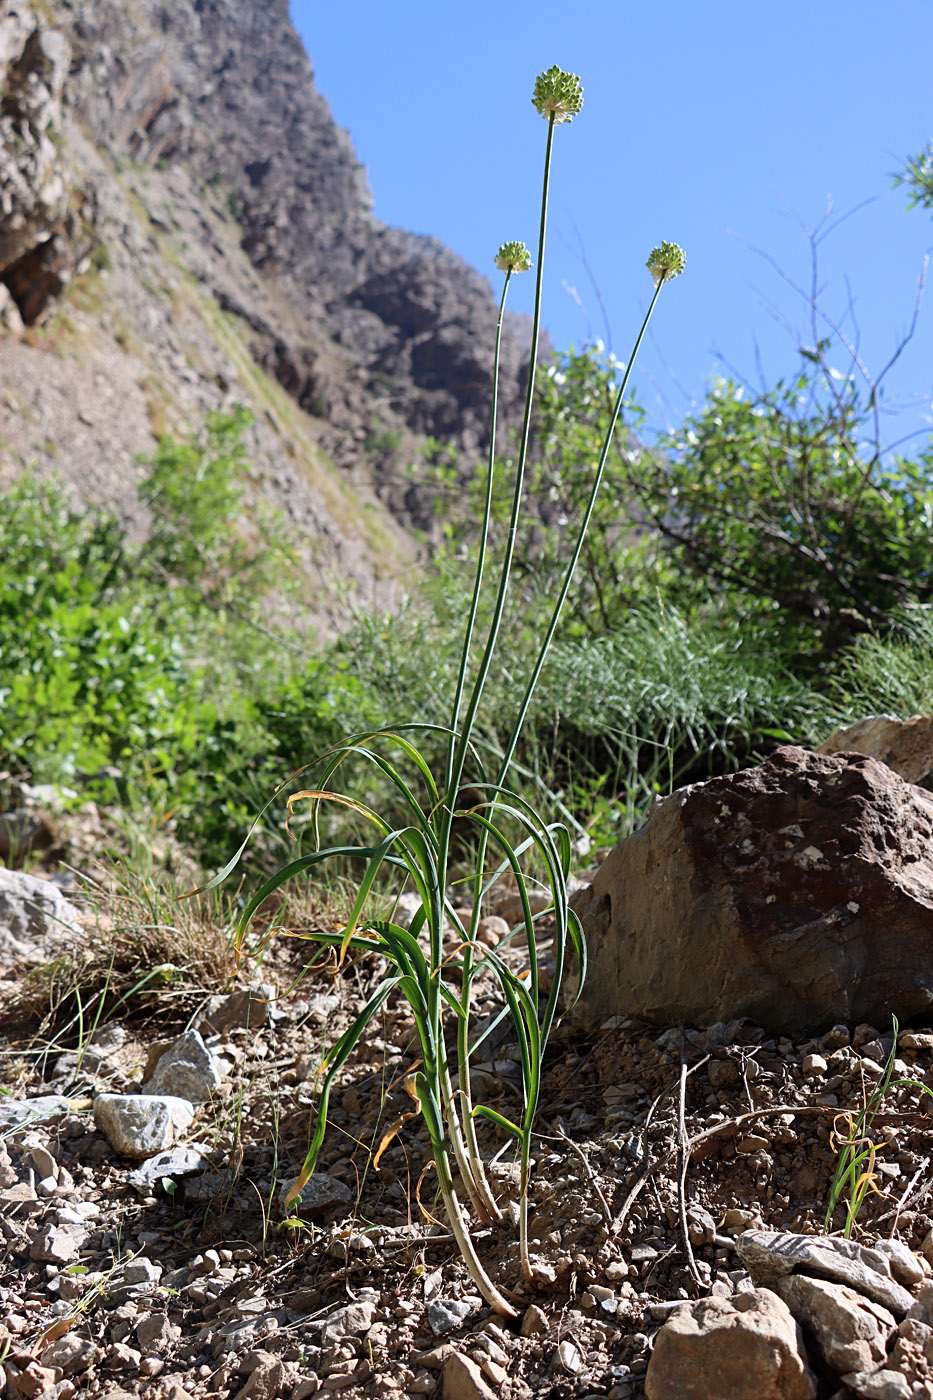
xmin=284 ymin=973 xmax=400 ymax=1209
xmin=233 ymin=845 xmax=410 ymax=955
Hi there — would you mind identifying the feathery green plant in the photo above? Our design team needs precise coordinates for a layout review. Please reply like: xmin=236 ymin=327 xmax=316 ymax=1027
xmin=218 ymin=65 xmax=684 ymax=1314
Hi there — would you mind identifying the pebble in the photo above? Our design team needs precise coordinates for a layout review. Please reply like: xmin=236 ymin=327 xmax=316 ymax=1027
xmin=29 ymin=1224 xmax=81 ymax=1264
xmin=321 ymin=1301 xmax=375 ymax=1343
xmin=93 ymin=1094 xmax=194 ymax=1158
xmin=520 ymin=1305 xmax=548 ymax=1337
xmin=278 ymin=1173 xmax=353 ymax=1218
xmin=141 ymin=1030 xmax=222 ymax=1103
xmin=427 ymin=1298 xmax=473 ymax=1335
xmin=442 ymin=1352 xmax=497 ymax=1400
xmin=0 ymin=1095 xmax=89 ymax=1130
xmin=198 ymin=984 xmax=277 ymax=1035
xmin=551 ymin=1339 xmax=585 ymax=1374
xmin=136 ymin=1314 xmax=180 ymax=1353
xmin=127 ymin=1146 xmax=210 ymax=1190
xmin=874 ymin=1239 xmax=926 ymax=1289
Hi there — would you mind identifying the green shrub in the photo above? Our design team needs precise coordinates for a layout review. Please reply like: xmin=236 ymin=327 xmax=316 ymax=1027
xmin=627 ymin=370 xmax=933 ymax=657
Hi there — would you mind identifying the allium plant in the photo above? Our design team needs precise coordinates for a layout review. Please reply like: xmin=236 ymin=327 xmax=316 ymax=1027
xmin=221 ymin=67 xmax=684 ymax=1316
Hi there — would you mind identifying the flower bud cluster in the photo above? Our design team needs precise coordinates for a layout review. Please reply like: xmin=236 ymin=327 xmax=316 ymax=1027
xmin=646 ymin=242 xmax=687 ymax=287
xmin=494 ymin=241 xmax=532 ymax=274
xmin=532 ymin=66 xmax=583 ymax=124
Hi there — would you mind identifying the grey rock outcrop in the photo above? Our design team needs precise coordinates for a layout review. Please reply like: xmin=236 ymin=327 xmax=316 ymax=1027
xmin=736 ymin=1231 xmax=915 ymax=1318
xmin=0 ymin=867 xmax=81 ymax=968
xmin=0 ymin=8 xmax=97 ymax=327
xmin=1 ymin=0 xmax=535 ymax=579
xmin=571 ymin=746 xmax=933 ymax=1035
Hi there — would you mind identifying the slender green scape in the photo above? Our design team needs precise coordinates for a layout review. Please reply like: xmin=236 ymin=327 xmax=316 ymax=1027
xmin=225 ymin=65 xmax=684 ymax=1314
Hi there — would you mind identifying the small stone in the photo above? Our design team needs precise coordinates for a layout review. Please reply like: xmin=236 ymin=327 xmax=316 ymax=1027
xmin=476 ymin=917 xmax=509 ymax=948
xmin=427 ymin=1299 xmax=473 ymax=1336
xmin=841 ymin=1369 xmax=911 ymax=1399
xmin=320 ymin=1301 xmax=375 ymax=1343
xmin=775 ymin=1274 xmax=896 ymax=1374
xmin=0 ymin=1096 xmax=88 ymax=1131
xmin=106 ymin=1342 xmax=142 ymax=1369
xmin=279 ymin=1173 xmax=353 ymax=1218
xmin=520 ymin=1305 xmax=548 ymax=1337
xmin=551 ymin=1340 xmax=585 ymax=1374
xmin=0 ymin=868 xmax=81 ymax=967
xmin=708 ymin=1059 xmax=740 ymax=1088
xmin=644 ymin=1289 xmax=817 ymax=1400
xmin=93 ymin=1094 xmax=194 ymax=1158
xmin=29 ymin=1224 xmax=80 ymax=1264
xmin=231 ymin=1358 xmax=285 ymax=1400
xmin=39 ymin=1334 xmax=98 ymax=1375
xmin=477 ymin=1356 xmax=507 ymax=1386
xmin=724 ymin=1209 xmax=763 ymax=1233
xmin=413 ymin=1345 xmax=455 ymax=1370
xmin=127 ymin=1146 xmax=210 ymax=1191
xmin=199 ymin=984 xmax=277 ymax=1035
xmin=736 ymin=1135 xmax=770 ymax=1154
xmin=874 ymin=1238 xmax=926 ymax=1289
xmin=686 ymin=1205 xmax=716 ymax=1246
xmin=899 ymin=1031 xmax=933 ymax=1051
xmin=136 ymin=1314 xmax=180 ymax=1353
xmin=30 ymin=1144 xmax=58 ymax=1180
xmin=123 ymin=1258 xmax=162 ymax=1286
xmin=802 ymin=1054 xmax=827 ymax=1077
xmin=141 ymin=1030 xmax=222 ymax=1104
xmin=13 ymin=1362 xmax=70 ymax=1399
xmin=442 ymin=1352 xmax=497 ymax=1400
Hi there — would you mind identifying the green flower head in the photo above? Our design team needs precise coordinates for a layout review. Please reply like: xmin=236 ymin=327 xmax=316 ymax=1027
xmin=532 ymin=66 xmax=583 ymax=124
xmin=494 ymin=240 xmax=532 ymax=274
xmin=646 ymin=242 xmax=686 ymax=287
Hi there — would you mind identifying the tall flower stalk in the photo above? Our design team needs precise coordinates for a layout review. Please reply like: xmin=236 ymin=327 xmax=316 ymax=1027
xmin=222 ymin=66 xmax=684 ymax=1315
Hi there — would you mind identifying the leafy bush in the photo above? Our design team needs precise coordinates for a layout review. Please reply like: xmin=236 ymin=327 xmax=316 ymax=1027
xmin=627 ymin=369 xmax=933 ymax=657
xmin=0 ymin=474 xmax=204 ymax=782
xmin=424 ymin=344 xmax=681 ymax=640
xmin=0 ymin=414 xmax=295 ymax=859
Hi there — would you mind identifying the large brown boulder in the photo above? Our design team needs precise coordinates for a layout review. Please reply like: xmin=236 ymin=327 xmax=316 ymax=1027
xmin=571 ymin=746 xmax=933 ymax=1035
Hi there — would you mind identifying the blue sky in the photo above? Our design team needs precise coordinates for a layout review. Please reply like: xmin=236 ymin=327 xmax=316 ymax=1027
xmin=289 ymin=0 xmax=933 ymax=452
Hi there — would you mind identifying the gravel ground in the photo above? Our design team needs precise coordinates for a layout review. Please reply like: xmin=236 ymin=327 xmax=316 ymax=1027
xmin=4 ymin=866 xmax=933 ymax=1400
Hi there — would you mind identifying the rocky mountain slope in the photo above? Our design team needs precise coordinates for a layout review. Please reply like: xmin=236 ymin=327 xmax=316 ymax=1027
xmin=0 ymin=0 xmax=534 ymax=606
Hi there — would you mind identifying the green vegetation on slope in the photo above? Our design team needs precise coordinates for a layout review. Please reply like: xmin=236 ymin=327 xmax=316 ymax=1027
xmin=4 ymin=334 xmax=932 ymax=878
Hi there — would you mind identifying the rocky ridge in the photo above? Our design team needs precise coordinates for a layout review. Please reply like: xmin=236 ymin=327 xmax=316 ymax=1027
xmin=0 ymin=0 xmax=535 ymax=609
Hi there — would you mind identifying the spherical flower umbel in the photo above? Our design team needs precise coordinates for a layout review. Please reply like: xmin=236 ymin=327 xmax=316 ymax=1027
xmin=646 ymin=242 xmax=686 ymax=287
xmin=531 ymin=66 xmax=583 ymax=124
xmin=494 ymin=240 xmax=532 ymax=274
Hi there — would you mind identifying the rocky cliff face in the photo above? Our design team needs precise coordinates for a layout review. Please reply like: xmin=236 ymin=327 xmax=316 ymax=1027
xmin=0 ymin=0 xmax=534 ymax=605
